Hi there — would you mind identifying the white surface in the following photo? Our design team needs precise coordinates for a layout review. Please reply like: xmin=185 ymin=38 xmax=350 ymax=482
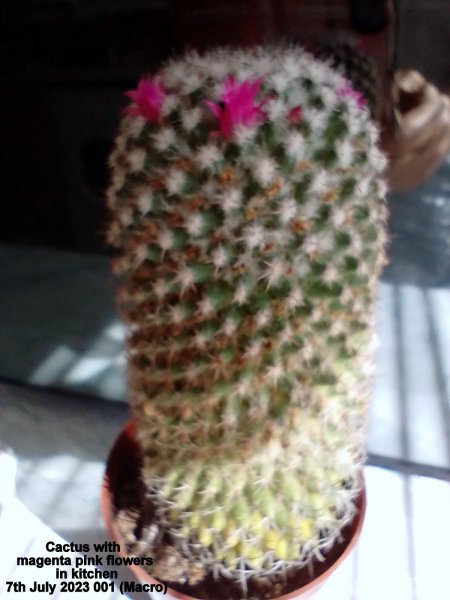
xmin=369 ymin=283 xmax=403 ymax=458
xmin=369 ymin=282 xmax=450 ymax=467
xmin=401 ymin=285 xmax=449 ymax=466
xmin=410 ymin=476 xmax=450 ymax=600
xmin=353 ymin=468 xmax=414 ymax=600
xmin=427 ymin=288 xmax=450 ymax=412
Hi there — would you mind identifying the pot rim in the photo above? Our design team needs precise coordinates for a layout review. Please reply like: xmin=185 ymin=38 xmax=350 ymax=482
xmin=101 ymin=420 xmax=366 ymax=600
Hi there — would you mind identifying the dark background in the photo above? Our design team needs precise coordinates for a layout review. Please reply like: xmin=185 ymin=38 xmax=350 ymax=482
xmin=1 ymin=0 xmax=449 ymax=253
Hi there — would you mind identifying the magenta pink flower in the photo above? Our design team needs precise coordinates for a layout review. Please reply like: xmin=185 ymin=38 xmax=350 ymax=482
xmin=287 ymin=106 xmax=302 ymax=124
xmin=204 ymin=75 xmax=267 ymax=139
xmin=125 ymin=76 xmax=165 ymax=122
xmin=338 ymin=82 xmax=367 ymax=109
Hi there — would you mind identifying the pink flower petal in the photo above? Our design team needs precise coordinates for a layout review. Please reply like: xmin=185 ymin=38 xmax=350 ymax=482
xmin=206 ymin=75 xmax=267 ymax=139
xmin=204 ymin=100 xmax=222 ymax=120
xmin=125 ymin=76 xmax=166 ymax=122
xmin=338 ymin=82 xmax=367 ymax=109
xmin=288 ymin=106 xmax=302 ymax=124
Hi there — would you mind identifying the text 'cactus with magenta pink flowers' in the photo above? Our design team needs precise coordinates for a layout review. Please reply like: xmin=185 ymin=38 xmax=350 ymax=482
xmin=107 ymin=46 xmax=387 ymax=594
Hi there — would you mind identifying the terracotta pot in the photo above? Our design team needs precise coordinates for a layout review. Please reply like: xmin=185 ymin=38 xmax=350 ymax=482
xmin=102 ymin=421 xmax=366 ymax=600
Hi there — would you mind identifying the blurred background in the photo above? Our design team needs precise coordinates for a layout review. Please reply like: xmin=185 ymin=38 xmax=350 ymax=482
xmin=0 ymin=2 xmax=449 ymax=597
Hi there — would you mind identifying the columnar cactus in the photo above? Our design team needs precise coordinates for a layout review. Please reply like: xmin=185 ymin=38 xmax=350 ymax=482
xmin=107 ymin=47 xmax=387 ymax=593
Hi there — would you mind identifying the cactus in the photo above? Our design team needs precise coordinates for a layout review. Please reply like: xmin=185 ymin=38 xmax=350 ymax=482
xmin=107 ymin=46 xmax=387 ymax=593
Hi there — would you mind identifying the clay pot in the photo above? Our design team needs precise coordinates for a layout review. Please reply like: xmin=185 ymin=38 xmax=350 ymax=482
xmin=102 ymin=421 xmax=366 ymax=600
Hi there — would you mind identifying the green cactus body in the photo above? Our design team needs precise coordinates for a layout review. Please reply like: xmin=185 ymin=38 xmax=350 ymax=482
xmin=107 ymin=47 xmax=387 ymax=588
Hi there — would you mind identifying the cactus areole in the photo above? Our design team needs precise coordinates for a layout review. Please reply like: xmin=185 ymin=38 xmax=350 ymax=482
xmin=106 ymin=47 xmax=387 ymax=598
